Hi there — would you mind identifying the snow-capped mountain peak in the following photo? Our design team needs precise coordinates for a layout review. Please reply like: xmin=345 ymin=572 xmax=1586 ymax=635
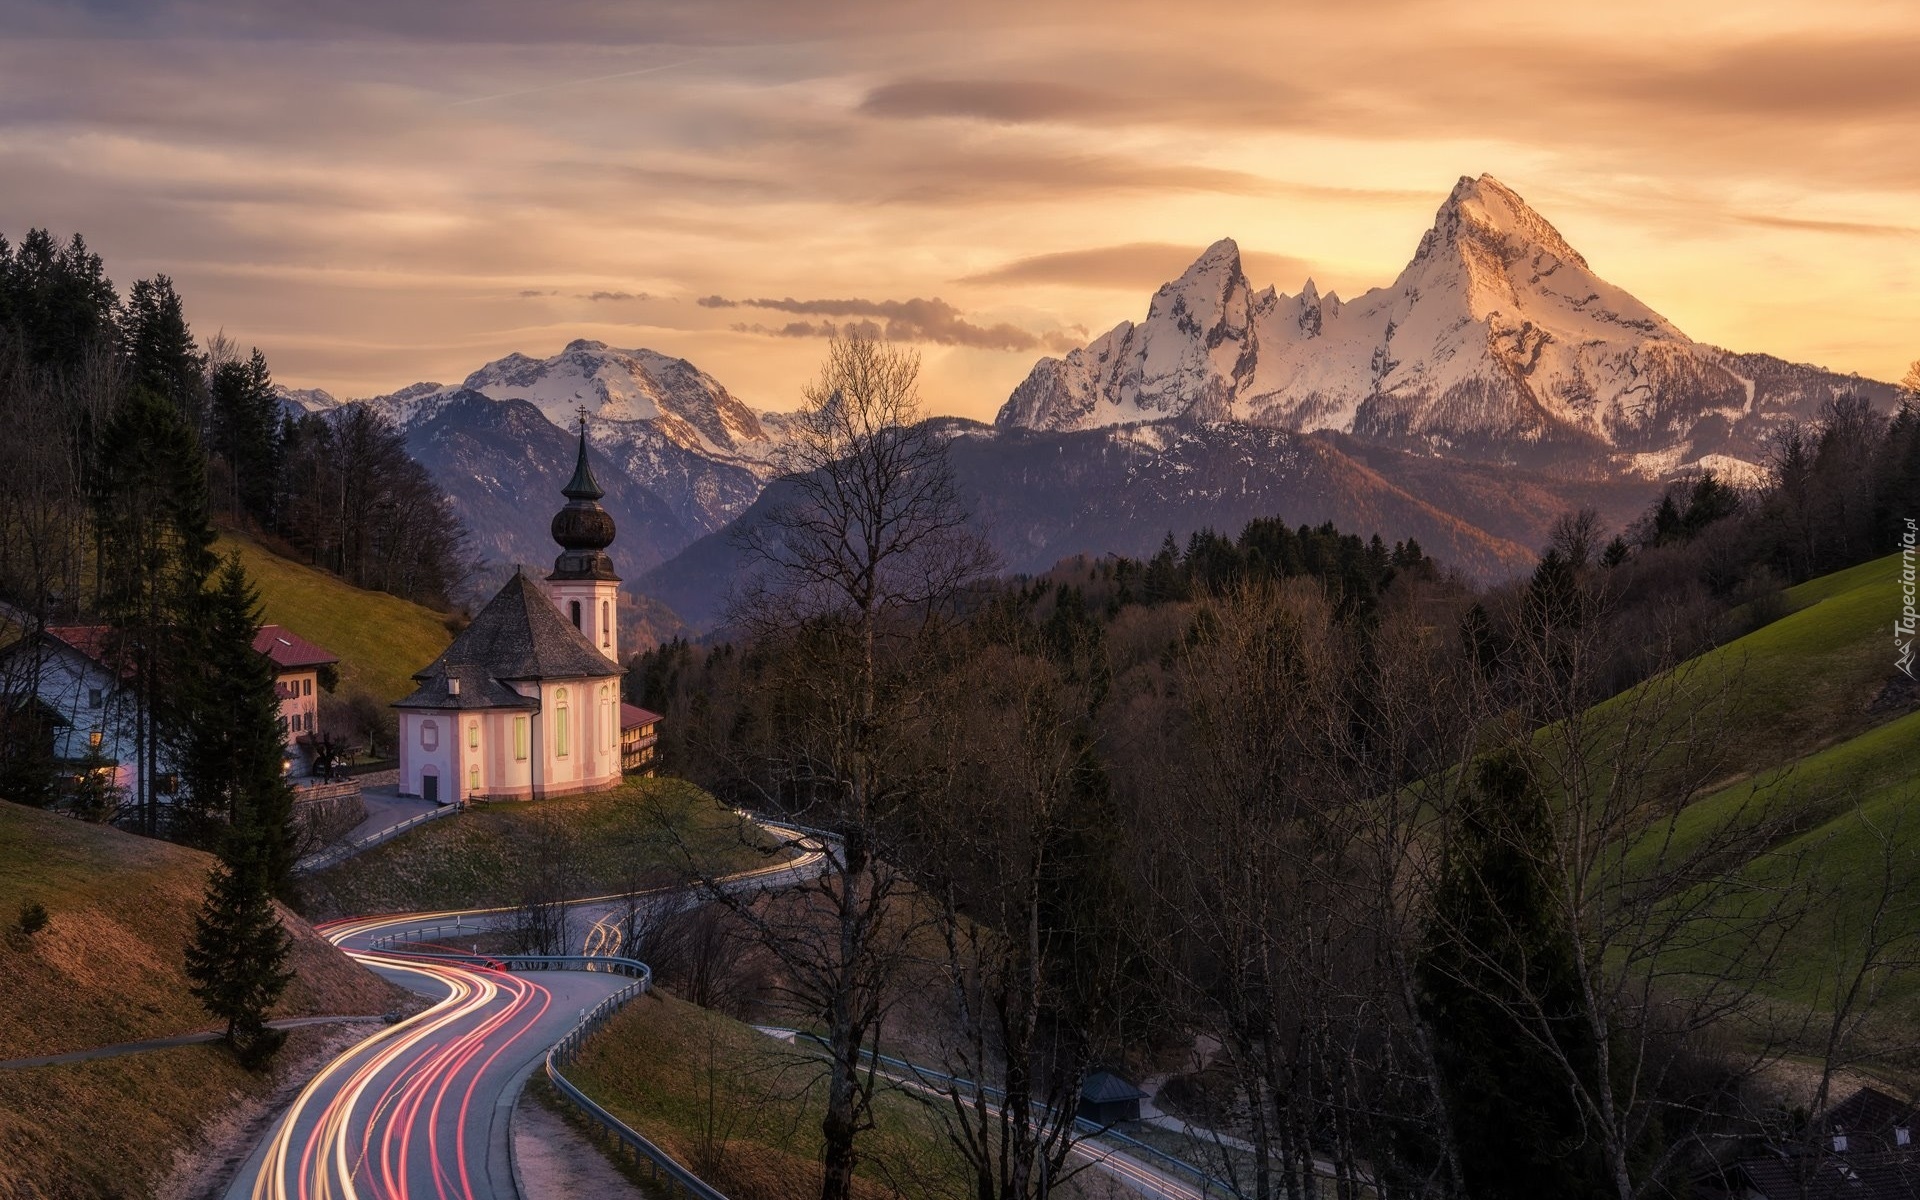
xmin=995 ymin=173 xmax=1879 ymax=471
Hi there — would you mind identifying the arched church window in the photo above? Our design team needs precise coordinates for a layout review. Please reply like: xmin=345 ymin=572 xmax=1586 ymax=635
xmin=556 ymin=688 xmax=570 ymax=757
xmin=468 ymin=721 xmax=479 ymax=750
xmin=570 ymin=600 xmax=582 ymax=629
xmin=601 ymin=601 xmax=610 ymax=647
xmin=600 ymin=685 xmax=612 ymax=750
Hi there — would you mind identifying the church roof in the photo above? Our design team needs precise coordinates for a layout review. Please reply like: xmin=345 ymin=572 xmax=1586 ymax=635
xmin=395 ymin=570 xmax=615 ymax=710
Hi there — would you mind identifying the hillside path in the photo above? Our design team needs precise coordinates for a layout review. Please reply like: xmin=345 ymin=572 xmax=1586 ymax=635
xmin=0 ymin=1014 xmax=385 ymax=1069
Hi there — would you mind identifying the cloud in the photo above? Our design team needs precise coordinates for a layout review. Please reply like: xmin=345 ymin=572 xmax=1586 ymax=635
xmin=1734 ymin=214 xmax=1919 ymax=238
xmin=962 ymin=242 xmax=1319 ymax=290
xmin=517 ymin=288 xmax=557 ymax=297
xmin=859 ymin=80 xmax=1125 ymax=124
xmin=578 ymin=290 xmax=652 ymax=300
xmin=712 ymin=295 xmax=1080 ymax=352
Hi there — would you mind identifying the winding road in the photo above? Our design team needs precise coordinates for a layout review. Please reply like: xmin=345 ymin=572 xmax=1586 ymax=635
xmin=222 ymin=822 xmax=1206 ymax=1200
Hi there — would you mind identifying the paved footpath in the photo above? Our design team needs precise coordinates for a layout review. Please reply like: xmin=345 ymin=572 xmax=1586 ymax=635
xmin=0 ymin=1015 xmax=385 ymax=1070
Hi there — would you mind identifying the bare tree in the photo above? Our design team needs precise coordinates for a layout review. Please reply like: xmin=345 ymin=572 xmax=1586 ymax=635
xmin=686 ymin=331 xmax=994 ymax=1200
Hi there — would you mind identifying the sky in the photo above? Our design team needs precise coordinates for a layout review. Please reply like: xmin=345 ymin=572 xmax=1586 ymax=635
xmin=4 ymin=0 xmax=1918 ymax=421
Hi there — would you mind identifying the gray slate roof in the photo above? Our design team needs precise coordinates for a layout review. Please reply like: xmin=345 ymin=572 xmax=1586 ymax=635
xmin=395 ymin=570 xmax=616 ymax=710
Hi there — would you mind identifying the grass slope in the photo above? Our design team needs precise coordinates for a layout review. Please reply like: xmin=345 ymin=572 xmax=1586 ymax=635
xmin=562 ymin=990 xmax=969 ymax=1200
xmin=297 ymin=777 xmax=773 ymax=920
xmin=0 ymin=802 xmax=406 ymax=1198
xmin=217 ymin=532 xmax=454 ymax=704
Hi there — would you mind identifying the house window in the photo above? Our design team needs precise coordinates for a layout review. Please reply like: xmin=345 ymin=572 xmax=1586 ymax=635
xmin=601 ymin=601 xmax=610 ymax=648
xmin=88 ymin=729 xmax=102 ymax=750
xmin=87 ymin=687 xmax=103 ymax=709
xmin=421 ymin=720 xmax=439 ymax=751
xmin=513 ymin=715 xmax=528 ymax=761
xmin=303 ymin=678 xmax=313 ymax=696
xmin=555 ymin=688 xmax=570 ymax=757
xmin=570 ymin=600 xmax=582 ymax=629
xmin=468 ymin=721 xmax=479 ymax=750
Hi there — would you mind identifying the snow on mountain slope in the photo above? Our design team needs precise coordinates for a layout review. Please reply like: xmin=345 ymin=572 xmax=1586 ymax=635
xmin=998 ymin=175 xmax=1892 ymax=471
xmin=367 ymin=339 xmax=783 ymax=464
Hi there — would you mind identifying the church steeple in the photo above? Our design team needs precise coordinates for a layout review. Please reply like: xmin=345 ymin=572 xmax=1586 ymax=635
xmin=548 ymin=409 xmax=622 ymax=663
xmin=548 ymin=411 xmax=619 ymax=582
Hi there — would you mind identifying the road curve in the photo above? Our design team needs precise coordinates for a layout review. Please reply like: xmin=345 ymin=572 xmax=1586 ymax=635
xmin=224 ymin=824 xmax=827 ymax=1200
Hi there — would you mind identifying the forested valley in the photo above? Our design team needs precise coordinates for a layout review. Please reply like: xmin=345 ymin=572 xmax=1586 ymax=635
xmin=627 ymin=334 xmax=1920 ymax=1200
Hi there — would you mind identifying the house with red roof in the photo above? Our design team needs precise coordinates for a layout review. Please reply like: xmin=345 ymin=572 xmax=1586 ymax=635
xmin=2 ymin=620 xmax=339 ymax=802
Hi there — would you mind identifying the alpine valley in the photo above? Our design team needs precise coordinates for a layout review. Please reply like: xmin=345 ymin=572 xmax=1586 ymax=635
xmin=286 ymin=174 xmax=1899 ymax=633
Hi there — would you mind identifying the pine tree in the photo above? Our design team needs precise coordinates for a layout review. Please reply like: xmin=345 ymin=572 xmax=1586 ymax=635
xmin=183 ymin=830 xmax=293 ymax=1065
xmin=120 ymin=275 xmax=205 ymax=432
xmin=176 ymin=556 xmax=298 ymax=887
xmin=208 ymin=348 xmax=282 ymax=523
xmin=1418 ymin=749 xmax=1609 ymax=1200
xmin=91 ymin=388 xmax=216 ymax=833
xmin=183 ymin=557 xmax=298 ymax=1065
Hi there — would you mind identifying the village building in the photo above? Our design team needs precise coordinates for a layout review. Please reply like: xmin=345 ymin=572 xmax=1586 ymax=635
xmin=1 ymin=621 xmax=338 ymax=797
xmin=394 ymin=425 xmax=637 ymax=803
xmin=621 ymin=703 xmax=661 ymax=776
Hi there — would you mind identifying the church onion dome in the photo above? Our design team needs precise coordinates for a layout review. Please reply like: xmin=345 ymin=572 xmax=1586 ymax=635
xmin=550 ymin=422 xmax=621 ymax=581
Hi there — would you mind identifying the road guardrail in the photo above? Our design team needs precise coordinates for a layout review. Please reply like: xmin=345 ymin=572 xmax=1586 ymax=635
xmin=294 ymin=801 xmax=461 ymax=875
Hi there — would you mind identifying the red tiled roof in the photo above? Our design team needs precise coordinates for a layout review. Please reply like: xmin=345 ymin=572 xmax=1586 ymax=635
xmin=621 ymin=702 xmax=662 ymax=730
xmin=43 ymin=625 xmax=117 ymax=666
xmin=44 ymin=623 xmax=336 ymax=673
xmin=253 ymin=625 xmax=337 ymax=670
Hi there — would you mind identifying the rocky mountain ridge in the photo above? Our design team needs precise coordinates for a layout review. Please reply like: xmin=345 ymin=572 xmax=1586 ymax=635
xmin=997 ymin=175 xmax=1895 ymax=471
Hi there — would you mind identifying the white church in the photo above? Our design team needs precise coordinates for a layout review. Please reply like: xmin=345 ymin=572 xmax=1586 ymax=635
xmin=395 ymin=426 xmax=635 ymax=803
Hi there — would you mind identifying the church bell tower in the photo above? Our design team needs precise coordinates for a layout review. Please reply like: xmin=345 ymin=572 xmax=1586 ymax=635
xmin=547 ymin=414 xmax=621 ymax=665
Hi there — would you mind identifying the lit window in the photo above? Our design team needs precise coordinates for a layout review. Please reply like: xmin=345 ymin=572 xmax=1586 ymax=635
xmin=555 ymin=688 xmax=570 ymax=757
xmin=468 ymin=721 xmax=479 ymax=750
xmin=469 ymin=765 xmax=480 ymax=793
xmin=600 ymin=686 xmax=612 ymax=750
xmin=88 ymin=730 xmax=102 ymax=750
xmin=513 ymin=716 xmax=528 ymax=761
xmin=421 ymin=720 xmax=439 ymax=751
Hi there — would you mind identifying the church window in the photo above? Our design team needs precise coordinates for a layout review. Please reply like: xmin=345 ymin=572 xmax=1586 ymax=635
xmin=570 ymin=600 xmax=582 ymax=629
xmin=513 ymin=716 xmax=528 ymax=761
xmin=600 ymin=686 xmax=613 ymax=750
xmin=469 ymin=765 xmax=480 ymax=794
xmin=601 ymin=601 xmax=610 ymax=647
xmin=421 ymin=720 xmax=439 ymax=751
xmin=556 ymin=689 xmax=570 ymax=757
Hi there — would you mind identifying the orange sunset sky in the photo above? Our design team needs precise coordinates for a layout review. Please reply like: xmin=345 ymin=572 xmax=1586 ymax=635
xmin=5 ymin=0 xmax=1917 ymax=421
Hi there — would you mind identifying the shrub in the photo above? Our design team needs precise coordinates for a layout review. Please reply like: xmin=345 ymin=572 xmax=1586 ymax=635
xmin=16 ymin=900 xmax=49 ymax=937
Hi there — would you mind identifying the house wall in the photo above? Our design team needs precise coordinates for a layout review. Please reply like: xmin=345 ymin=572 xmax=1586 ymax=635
xmin=30 ymin=644 xmax=152 ymax=797
xmin=275 ymin=668 xmax=320 ymax=747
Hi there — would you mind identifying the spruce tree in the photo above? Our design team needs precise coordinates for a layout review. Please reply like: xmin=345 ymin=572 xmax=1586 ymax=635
xmin=1418 ymin=749 xmax=1609 ymax=1200
xmin=184 ymin=829 xmax=293 ymax=1065
xmin=183 ymin=558 xmax=297 ymax=1065
xmin=119 ymin=275 xmax=205 ymax=431
xmin=91 ymin=388 xmax=216 ymax=833
xmin=178 ymin=556 xmax=298 ymax=889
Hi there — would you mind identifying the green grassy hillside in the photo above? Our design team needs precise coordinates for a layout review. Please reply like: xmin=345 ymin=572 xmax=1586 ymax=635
xmin=1560 ymin=553 xmax=1920 ymax=1029
xmin=560 ymin=990 xmax=968 ymax=1200
xmin=218 ymin=532 xmax=454 ymax=704
xmin=0 ymin=801 xmax=406 ymax=1196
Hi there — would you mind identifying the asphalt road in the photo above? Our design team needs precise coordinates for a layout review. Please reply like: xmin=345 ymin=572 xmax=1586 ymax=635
xmin=223 ymin=823 xmax=826 ymax=1200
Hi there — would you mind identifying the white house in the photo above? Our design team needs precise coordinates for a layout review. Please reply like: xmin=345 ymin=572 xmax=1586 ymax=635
xmin=394 ymin=426 xmax=629 ymax=803
xmin=2 ymin=622 xmax=339 ymax=799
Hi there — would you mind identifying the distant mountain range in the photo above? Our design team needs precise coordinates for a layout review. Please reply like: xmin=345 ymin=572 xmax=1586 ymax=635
xmin=281 ymin=174 xmax=1899 ymax=635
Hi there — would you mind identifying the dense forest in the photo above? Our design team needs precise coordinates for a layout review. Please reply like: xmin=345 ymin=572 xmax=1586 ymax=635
xmin=628 ymin=333 xmax=1920 ymax=1200
xmin=0 ymin=228 xmax=469 ymax=827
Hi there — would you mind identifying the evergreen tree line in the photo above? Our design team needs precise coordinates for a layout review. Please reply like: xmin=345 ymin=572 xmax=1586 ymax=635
xmin=0 ymin=228 xmax=299 ymax=1063
xmin=0 ymin=226 xmax=469 ymax=620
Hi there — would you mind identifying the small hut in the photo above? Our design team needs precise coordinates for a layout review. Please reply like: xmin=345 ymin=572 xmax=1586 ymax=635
xmin=1079 ymin=1071 xmax=1146 ymax=1126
